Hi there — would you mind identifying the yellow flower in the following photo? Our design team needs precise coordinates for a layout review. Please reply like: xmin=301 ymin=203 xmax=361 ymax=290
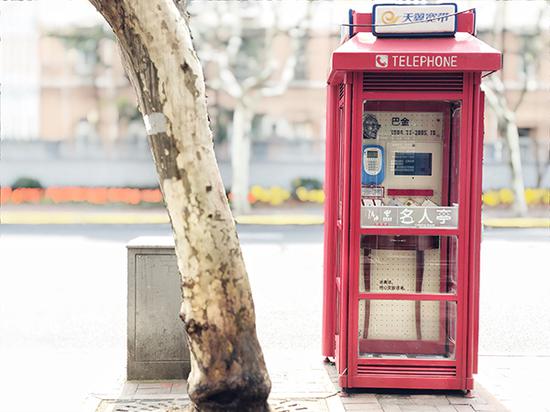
xmin=499 ymin=188 xmax=515 ymax=205
xmin=482 ymin=191 xmax=500 ymax=207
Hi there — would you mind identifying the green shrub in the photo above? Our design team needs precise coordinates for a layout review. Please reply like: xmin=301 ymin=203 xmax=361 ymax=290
xmin=11 ymin=177 xmax=43 ymax=189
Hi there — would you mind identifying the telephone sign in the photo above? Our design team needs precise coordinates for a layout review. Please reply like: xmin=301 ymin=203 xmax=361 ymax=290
xmin=387 ymin=54 xmax=459 ymax=68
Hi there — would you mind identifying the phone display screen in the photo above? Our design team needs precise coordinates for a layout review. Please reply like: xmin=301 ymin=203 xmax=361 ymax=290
xmin=394 ymin=152 xmax=432 ymax=176
xmin=367 ymin=151 xmax=379 ymax=158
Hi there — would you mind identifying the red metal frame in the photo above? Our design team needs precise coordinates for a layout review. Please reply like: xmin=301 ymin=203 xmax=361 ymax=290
xmin=322 ymin=84 xmax=337 ymax=358
xmin=333 ymin=75 xmax=354 ymax=381
xmin=322 ymin=9 xmax=501 ymax=392
xmin=467 ymin=73 xmax=485 ymax=384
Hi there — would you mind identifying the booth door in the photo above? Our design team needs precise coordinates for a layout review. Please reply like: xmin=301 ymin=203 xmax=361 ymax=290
xmin=350 ymin=98 xmax=466 ymax=384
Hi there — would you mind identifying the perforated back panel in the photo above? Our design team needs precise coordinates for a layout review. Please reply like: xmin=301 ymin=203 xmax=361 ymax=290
xmin=358 ymin=249 xmax=441 ymax=341
xmin=359 ymin=249 xmax=441 ymax=293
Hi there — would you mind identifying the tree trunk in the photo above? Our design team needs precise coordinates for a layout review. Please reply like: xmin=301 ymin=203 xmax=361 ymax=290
xmin=483 ymin=82 xmax=528 ymax=216
xmin=504 ymin=117 xmax=528 ymax=216
xmin=87 ymin=1 xmax=271 ymax=410
xmin=230 ymin=101 xmax=253 ymax=215
xmin=532 ymin=139 xmax=549 ymax=188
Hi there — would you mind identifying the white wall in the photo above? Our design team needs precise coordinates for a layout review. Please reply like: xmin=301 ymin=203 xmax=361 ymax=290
xmin=0 ymin=3 xmax=40 ymax=140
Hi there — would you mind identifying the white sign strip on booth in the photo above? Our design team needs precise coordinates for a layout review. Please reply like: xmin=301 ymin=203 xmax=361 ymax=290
xmin=361 ymin=205 xmax=458 ymax=229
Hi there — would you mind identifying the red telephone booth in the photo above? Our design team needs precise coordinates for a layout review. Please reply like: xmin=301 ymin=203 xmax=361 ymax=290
xmin=322 ymin=5 xmax=501 ymax=391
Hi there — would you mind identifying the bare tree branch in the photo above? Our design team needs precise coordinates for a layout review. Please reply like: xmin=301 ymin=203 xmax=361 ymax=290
xmin=512 ymin=8 xmax=546 ymax=112
xmin=261 ymin=1 xmax=313 ymax=97
xmin=187 ymin=1 xmax=316 ymax=214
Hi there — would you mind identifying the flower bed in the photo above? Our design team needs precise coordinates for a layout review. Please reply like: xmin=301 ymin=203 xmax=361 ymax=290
xmin=482 ymin=188 xmax=550 ymax=207
xmin=1 ymin=186 xmax=548 ymax=207
xmin=0 ymin=187 xmax=163 ymax=205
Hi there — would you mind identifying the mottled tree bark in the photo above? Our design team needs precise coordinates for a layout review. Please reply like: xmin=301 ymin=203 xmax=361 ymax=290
xmin=87 ymin=1 xmax=271 ymax=410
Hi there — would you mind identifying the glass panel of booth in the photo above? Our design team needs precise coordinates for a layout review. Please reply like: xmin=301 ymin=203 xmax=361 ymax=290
xmin=358 ymin=235 xmax=458 ymax=295
xmin=357 ymin=233 xmax=458 ymax=360
xmin=358 ymin=300 xmax=457 ymax=360
xmin=360 ymin=100 xmax=462 ymax=229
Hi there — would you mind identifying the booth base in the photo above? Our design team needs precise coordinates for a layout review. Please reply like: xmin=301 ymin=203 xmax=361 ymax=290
xmin=342 ymin=375 xmax=470 ymax=391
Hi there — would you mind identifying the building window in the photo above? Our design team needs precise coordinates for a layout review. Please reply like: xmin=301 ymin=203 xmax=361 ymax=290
xmin=518 ymin=127 xmax=532 ymax=139
xmin=293 ymin=35 xmax=309 ymax=81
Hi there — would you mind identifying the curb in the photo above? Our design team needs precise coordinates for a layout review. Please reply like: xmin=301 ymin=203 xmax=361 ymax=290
xmin=0 ymin=212 xmax=170 ymax=225
xmin=236 ymin=214 xmax=324 ymax=225
xmin=0 ymin=211 xmax=324 ymax=226
xmin=482 ymin=217 xmax=549 ymax=229
xmin=1 ymin=211 xmax=548 ymax=227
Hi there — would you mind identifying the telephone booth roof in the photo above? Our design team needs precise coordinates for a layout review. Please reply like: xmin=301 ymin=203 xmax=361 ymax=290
xmin=328 ymin=32 xmax=501 ymax=85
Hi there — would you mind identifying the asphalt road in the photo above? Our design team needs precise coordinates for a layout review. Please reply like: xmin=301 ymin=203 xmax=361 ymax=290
xmin=0 ymin=224 xmax=548 ymax=411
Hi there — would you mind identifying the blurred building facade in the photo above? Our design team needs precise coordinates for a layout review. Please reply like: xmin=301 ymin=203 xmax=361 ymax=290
xmin=1 ymin=1 xmax=548 ymax=190
xmin=478 ymin=16 xmax=550 ymax=189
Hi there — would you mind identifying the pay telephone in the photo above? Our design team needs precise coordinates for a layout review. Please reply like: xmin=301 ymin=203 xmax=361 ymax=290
xmin=362 ymin=145 xmax=385 ymax=186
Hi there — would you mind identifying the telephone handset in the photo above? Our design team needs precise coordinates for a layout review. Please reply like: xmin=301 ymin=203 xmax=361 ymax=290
xmin=362 ymin=144 xmax=385 ymax=185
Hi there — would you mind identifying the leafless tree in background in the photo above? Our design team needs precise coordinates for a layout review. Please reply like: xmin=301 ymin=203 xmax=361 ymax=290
xmin=190 ymin=1 xmax=313 ymax=214
xmin=482 ymin=2 xmax=549 ymax=216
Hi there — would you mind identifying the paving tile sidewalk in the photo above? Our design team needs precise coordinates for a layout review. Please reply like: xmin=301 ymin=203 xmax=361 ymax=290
xmin=95 ymin=380 xmax=334 ymax=411
xmin=94 ymin=364 xmax=509 ymax=412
